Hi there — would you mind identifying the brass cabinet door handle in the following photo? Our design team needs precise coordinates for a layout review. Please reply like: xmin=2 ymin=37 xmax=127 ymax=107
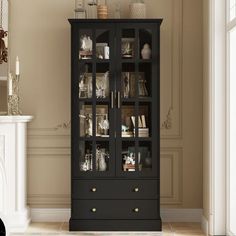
xmin=134 ymin=187 xmax=139 ymax=192
xmin=91 ymin=187 xmax=97 ymax=192
xmin=111 ymin=91 xmax=114 ymax=108
xmin=91 ymin=208 xmax=97 ymax=212
xmin=133 ymin=208 xmax=139 ymax=213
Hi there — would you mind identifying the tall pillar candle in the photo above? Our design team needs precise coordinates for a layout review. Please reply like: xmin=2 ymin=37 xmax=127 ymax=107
xmin=8 ymin=74 xmax=13 ymax=96
xmin=16 ymin=56 xmax=20 ymax=76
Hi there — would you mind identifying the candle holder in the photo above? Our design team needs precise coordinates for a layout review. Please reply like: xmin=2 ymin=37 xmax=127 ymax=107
xmin=8 ymin=74 xmax=22 ymax=115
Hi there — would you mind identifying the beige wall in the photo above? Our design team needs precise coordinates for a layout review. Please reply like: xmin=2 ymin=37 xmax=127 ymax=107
xmin=0 ymin=81 xmax=8 ymax=112
xmin=9 ymin=0 xmax=203 ymax=209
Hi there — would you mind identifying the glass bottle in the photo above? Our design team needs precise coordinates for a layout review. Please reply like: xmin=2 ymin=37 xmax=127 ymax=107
xmin=87 ymin=0 xmax=97 ymax=18
xmin=74 ymin=0 xmax=86 ymax=19
xmin=114 ymin=2 xmax=121 ymax=19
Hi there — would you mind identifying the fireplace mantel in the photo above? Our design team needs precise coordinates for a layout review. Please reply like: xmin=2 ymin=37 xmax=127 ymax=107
xmin=0 ymin=115 xmax=33 ymax=233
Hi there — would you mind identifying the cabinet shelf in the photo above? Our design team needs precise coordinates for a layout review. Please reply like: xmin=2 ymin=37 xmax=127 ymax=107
xmin=78 ymin=59 xmax=93 ymax=63
xmin=121 ymin=137 xmax=152 ymax=141
xmin=78 ymin=137 xmax=110 ymax=141
xmin=78 ymin=98 xmax=93 ymax=102
xmin=121 ymin=97 xmax=152 ymax=103
xmin=96 ymin=98 xmax=110 ymax=103
xmin=78 ymin=98 xmax=110 ymax=103
xmin=121 ymin=59 xmax=153 ymax=64
xmin=96 ymin=59 xmax=110 ymax=63
xmin=79 ymin=59 xmax=110 ymax=63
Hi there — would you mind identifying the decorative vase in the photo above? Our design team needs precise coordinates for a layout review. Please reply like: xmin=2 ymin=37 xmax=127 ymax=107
xmin=114 ymin=2 xmax=121 ymax=19
xmin=141 ymin=43 xmax=151 ymax=59
xmin=74 ymin=0 xmax=86 ymax=18
xmin=144 ymin=156 xmax=152 ymax=168
xmin=97 ymin=4 xmax=108 ymax=19
xmin=98 ymin=153 xmax=107 ymax=171
xmin=129 ymin=2 xmax=146 ymax=19
xmin=86 ymin=0 xmax=97 ymax=19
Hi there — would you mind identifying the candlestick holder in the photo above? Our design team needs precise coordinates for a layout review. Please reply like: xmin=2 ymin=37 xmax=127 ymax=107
xmin=8 ymin=75 xmax=22 ymax=115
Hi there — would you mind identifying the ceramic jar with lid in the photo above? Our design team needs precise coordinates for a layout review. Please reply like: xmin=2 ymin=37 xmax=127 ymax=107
xmin=97 ymin=4 xmax=108 ymax=19
xmin=141 ymin=43 xmax=151 ymax=59
xmin=129 ymin=0 xmax=146 ymax=19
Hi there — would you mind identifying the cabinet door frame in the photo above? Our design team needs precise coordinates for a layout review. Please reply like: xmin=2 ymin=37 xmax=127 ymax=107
xmin=72 ymin=23 xmax=116 ymax=178
xmin=115 ymin=23 xmax=160 ymax=178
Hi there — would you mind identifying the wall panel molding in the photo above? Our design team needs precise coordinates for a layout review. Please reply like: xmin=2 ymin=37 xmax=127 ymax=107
xmin=26 ymin=0 xmax=183 ymax=140
xmin=28 ymin=147 xmax=70 ymax=157
xmin=27 ymin=132 xmax=183 ymax=206
xmin=160 ymin=148 xmax=183 ymax=205
xmin=9 ymin=0 xmax=203 ymax=212
xmin=160 ymin=0 xmax=183 ymax=139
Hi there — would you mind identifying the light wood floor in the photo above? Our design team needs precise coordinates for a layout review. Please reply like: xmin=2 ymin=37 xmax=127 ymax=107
xmin=11 ymin=222 xmax=205 ymax=235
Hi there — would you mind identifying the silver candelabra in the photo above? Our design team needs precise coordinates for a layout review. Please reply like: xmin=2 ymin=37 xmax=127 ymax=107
xmin=8 ymin=74 xmax=22 ymax=115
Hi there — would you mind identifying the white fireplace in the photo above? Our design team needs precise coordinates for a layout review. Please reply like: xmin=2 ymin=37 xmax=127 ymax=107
xmin=0 ymin=116 xmax=33 ymax=233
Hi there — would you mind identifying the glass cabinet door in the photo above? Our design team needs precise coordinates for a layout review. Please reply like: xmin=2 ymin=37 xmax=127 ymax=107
xmin=73 ymin=24 xmax=158 ymax=178
xmin=116 ymin=25 xmax=157 ymax=177
xmin=76 ymin=25 xmax=115 ymax=177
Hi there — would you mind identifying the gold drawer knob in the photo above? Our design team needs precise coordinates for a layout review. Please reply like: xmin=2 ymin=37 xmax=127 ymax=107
xmin=134 ymin=187 xmax=139 ymax=192
xmin=91 ymin=208 xmax=97 ymax=212
xmin=91 ymin=187 xmax=97 ymax=192
xmin=134 ymin=208 xmax=139 ymax=213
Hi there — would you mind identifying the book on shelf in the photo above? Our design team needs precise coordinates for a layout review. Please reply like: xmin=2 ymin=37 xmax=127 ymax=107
xmin=134 ymin=128 xmax=149 ymax=137
xmin=138 ymin=116 xmax=143 ymax=127
xmin=131 ymin=115 xmax=147 ymax=129
xmin=122 ymin=131 xmax=133 ymax=137
xmin=141 ymin=115 xmax=146 ymax=128
xmin=131 ymin=116 xmax=135 ymax=127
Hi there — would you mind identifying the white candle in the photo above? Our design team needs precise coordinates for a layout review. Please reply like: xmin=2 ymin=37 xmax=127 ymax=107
xmin=8 ymin=74 xmax=13 ymax=96
xmin=16 ymin=56 xmax=20 ymax=75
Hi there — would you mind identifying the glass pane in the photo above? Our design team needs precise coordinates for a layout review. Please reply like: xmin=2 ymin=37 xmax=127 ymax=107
xmin=121 ymin=29 xmax=135 ymax=59
xmin=136 ymin=102 xmax=151 ymax=138
xmin=96 ymin=141 xmax=109 ymax=171
xmin=122 ymin=141 xmax=136 ymax=172
xmin=96 ymin=104 xmax=109 ymax=137
xmin=79 ymin=141 xmax=93 ymax=171
xmin=96 ymin=29 xmax=110 ymax=59
xmin=79 ymin=29 xmax=93 ymax=59
xmin=121 ymin=63 xmax=135 ymax=98
xmin=230 ymin=0 xmax=236 ymax=21
xmin=121 ymin=102 xmax=135 ymax=138
xmin=229 ymin=26 xmax=236 ymax=235
xmin=96 ymin=63 xmax=109 ymax=99
xmin=79 ymin=63 xmax=93 ymax=99
xmin=138 ymin=142 xmax=152 ymax=172
xmin=139 ymin=29 xmax=152 ymax=60
xmin=139 ymin=63 xmax=151 ymax=97
xmin=79 ymin=102 xmax=93 ymax=137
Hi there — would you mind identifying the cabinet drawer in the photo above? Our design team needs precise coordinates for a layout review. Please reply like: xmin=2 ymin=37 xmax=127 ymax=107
xmin=72 ymin=200 xmax=158 ymax=219
xmin=72 ymin=180 xmax=158 ymax=199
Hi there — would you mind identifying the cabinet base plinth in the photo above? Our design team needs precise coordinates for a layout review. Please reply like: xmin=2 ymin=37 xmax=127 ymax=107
xmin=69 ymin=219 xmax=162 ymax=231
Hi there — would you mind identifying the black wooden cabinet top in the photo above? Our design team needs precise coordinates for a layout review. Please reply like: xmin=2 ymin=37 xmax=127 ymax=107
xmin=68 ymin=18 xmax=163 ymax=25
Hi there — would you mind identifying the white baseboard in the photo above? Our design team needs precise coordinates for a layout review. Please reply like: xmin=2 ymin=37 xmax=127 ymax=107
xmin=31 ymin=208 xmax=71 ymax=222
xmin=31 ymin=208 xmax=203 ymax=223
xmin=160 ymin=208 xmax=203 ymax=222
xmin=201 ymin=214 xmax=208 ymax=235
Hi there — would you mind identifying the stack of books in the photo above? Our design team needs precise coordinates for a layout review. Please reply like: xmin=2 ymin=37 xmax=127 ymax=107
xmin=123 ymin=163 xmax=135 ymax=171
xmin=136 ymin=128 xmax=149 ymax=137
xmin=131 ymin=115 xmax=149 ymax=137
xmin=122 ymin=131 xmax=134 ymax=137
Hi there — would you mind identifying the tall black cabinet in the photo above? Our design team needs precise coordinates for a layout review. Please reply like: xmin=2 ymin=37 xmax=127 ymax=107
xmin=69 ymin=19 xmax=162 ymax=231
